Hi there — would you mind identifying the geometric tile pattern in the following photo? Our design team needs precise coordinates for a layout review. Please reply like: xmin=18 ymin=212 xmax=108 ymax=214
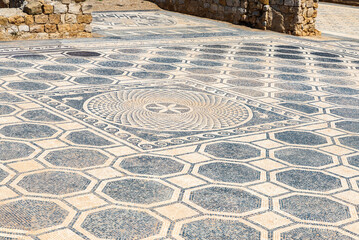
xmin=0 ymin=6 xmax=358 ymax=239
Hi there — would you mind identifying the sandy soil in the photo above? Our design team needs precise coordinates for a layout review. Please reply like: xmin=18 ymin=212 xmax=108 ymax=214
xmin=89 ymin=0 xmax=160 ymax=12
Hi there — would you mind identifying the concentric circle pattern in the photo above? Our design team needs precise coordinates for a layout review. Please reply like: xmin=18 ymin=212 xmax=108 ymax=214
xmin=84 ymin=89 xmax=252 ymax=131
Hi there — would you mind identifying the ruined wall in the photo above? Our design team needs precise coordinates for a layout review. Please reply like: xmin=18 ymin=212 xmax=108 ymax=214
xmin=0 ymin=0 xmax=92 ymax=40
xmin=150 ymin=0 xmax=319 ymax=36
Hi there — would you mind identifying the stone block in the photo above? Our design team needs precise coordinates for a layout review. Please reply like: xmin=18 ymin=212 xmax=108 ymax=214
xmin=69 ymin=23 xmax=78 ymax=32
xmin=77 ymin=32 xmax=91 ymax=38
xmin=45 ymin=23 xmax=57 ymax=33
xmin=30 ymin=24 xmax=44 ymax=33
xmin=57 ymin=23 xmax=70 ymax=32
xmin=65 ymin=14 xmax=77 ymax=23
xmin=284 ymin=0 xmax=300 ymax=6
xmin=49 ymin=14 xmax=61 ymax=24
xmin=68 ymin=3 xmax=81 ymax=14
xmin=8 ymin=25 xmax=18 ymax=34
xmin=77 ymin=14 xmax=92 ymax=24
xmin=25 ymin=15 xmax=34 ymax=25
xmin=84 ymin=24 xmax=91 ymax=32
xmin=81 ymin=3 xmax=93 ymax=14
xmin=8 ymin=16 xmax=25 ymax=25
xmin=24 ymin=1 xmax=43 ymax=15
xmin=43 ymin=4 xmax=54 ymax=14
xmin=61 ymin=0 xmax=71 ymax=4
xmin=53 ymin=2 xmax=67 ymax=14
xmin=35 ymin=14 xmax=48 ymax=24
xmin=18 ymin=24 xmax=30 ymax=32
xmin=49 ymin=32 xmax=61 ymax=39
xmin=0 ymin=16 xmax=8 ymax=26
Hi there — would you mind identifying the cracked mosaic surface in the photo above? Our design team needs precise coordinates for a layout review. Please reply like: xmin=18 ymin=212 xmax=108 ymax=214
xmin=0 ymin=5 xmax=358 ymax=240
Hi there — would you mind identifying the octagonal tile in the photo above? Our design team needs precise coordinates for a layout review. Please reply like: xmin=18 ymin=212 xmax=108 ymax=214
xmin=178 ymin=218 xmax=261 ymax=240
xmin=0 ymin=198 xmax=73 ymax=234
xmin=119 ymin=154 xmax=184 ymax=176
xmin=15 ymin=170 xmax=93 ymax=197
xmin=274 ymin=131 xmax=327 ymax=145
xmin=204 ymin=142 xmax=261 ymax=160
xmin=189 ymin=186 xmax=262 ymax=214
xmin=273 ymin=148 xmax=334 ymax=167
xmin=43 ymin=148 xmax=110 ymax=169
xmin=275 ymin=169 xmax=342 ymax=192
xmin=0 ymin=141 xmax=36 ymax=161
xmin=280 ymin=195 xmax=351 ymax=223
xmin=101 ymin=178 xmax=175 ymax=205
xmin=0 ymin=123 xmax=58 ymax=139
xmin=197 ymin=162 xmax=261 ymax=184
xmin=77 ymin=207 xmax=167 ymax=239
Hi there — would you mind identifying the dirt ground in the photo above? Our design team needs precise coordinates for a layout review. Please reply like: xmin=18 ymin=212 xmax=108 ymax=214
xmin=89 ymin=0 xmax=160 ymax=12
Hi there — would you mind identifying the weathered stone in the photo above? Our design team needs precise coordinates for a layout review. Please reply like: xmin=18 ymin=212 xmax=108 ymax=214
xmin=25 ymin=15 xmax=34 ymax=25
xmin=49 ymin=14 xmax=61 ymax=24
xmin=45 ymin=23 xmax=57 ymax=33
xmin=77 ymin=32 xmax=91 ymax=38
xmin=69 ymin=3 xmax=82 ymax=14
xmin=30 ymin=24 xmax=44 ymax=33
xmin=24 ymin=1 xmax=43 ymax=15
xmin=35 ymin=15 xmax=48 ymax=24
xmin=43 ymin=4 xmax=54 ymax=14
xmin=18 ymin=25 xmax=30 ymax=32
xmin=65 ymin=14 xmax=77 ymax=23
xmin=84 ymin=24 xmax=91 ymax=32
xmin=53 ymin=2 xmax=68 ymax=14
xmin=77 ymin=14 xmax=92 ymax=24
xmin=49 ymin=32 xmax=61 ymax=39
xmin=0 ymin=16 xmax=8 ymax=26
xmin=57 ymin=23 xmax=70 ymax=32
xmin=8 ymin=16 xmax=25 ymax=26
xmin=81 ymin=2 xmax=93 ymax=14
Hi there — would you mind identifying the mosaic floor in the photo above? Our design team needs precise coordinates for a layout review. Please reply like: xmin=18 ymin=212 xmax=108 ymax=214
xmin=0 ymin=5 xmax=359 ymax=240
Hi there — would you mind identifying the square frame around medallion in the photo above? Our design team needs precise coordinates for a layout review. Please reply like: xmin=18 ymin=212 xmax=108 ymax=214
xmin=25 ymin=79 xmax=318 ymax=150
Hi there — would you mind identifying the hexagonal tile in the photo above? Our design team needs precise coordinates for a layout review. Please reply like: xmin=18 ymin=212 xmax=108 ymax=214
xmin=118 ymin=154 xmax=184 ymax=176
xmin=204 ymin=142 xmax=261 ymax=160
xmin=197 ymin=162 xmax=261 ymax=184
xmin=15 ymin=170 xmax=93 ymax=197
xmin=100 ymin=178 xmax=175 ymax=205
xmin=339 ymin=136 xmax=359 ymax=150
xmin=21 ymin=109 xmax=65 ymax=122
xmin=275 ymin=169 xmax=342 ymax=192
xmin=0 ymin=123 xmax=58 ymax=139
xmin=279 ymin=226 xmax=355 ymax=240
xmin=24 ymin=72 xmax=67 ymax=81
xmin=274 ymin=131 xmax=328 ymax=145
xmin=43 ymin=148 xmax=110 ymax=169
xmin=335 ymin=121 xmax=359 ymax=133
xmin=7 ymin=81 xmax=52 ymax=91
xmin=347 ymin=155 xmax=359 ymax=169
xmin=275 ymin=92 xmax=314 ymax=101
xmin=0 ymin=198 xmax=74 ymax=234
xmin=188 ymin=186 xmax=262 ymax=214
xmin=330 ymin=108 xmax=359 ymax=119
xmin=176 ymin=217 xmax=262 ymax=240
xmin=65 ymin=130 xmax=114 ymax=146
xmin=76 ymin=207 xmax=168 ymax=239
xmin=0 ymin=141 xmax=36 ymax=161
xmin=279 ymin=195 xmax=351 ymax=223
xmin=0 ymin=105 xmax=16 ymax=115
xmin=0 ymin=92 xmax=22 ymax=103
xmin=273 ymin=147 xmax=334 ymax=167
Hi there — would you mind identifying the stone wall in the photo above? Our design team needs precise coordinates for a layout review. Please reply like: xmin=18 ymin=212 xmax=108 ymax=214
xmin=0 ymin=0 xmax=92 ymax=40
xmin=150 ymin=0 xmax=319 ymax=36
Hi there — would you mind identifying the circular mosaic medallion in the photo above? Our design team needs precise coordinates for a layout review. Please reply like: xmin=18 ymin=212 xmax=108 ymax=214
xmin=84 ymin=89 xmax=252 ymax=131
